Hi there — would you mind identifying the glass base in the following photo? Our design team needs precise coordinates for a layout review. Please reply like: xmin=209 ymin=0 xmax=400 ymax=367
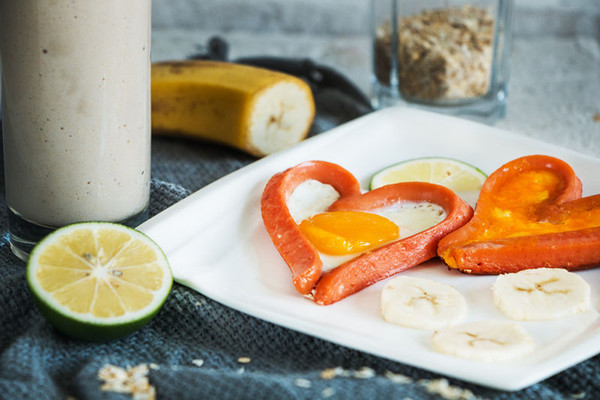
xmin=371 ymin=82 xmax=507 ymax=125
xmin=7 ymin=207 xmax=150 ymax=262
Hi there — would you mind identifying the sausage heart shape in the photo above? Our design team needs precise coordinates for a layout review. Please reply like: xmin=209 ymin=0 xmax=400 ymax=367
xmin=438 ymin=155 xmax=600 ymax=274
xmin=261 ymin=160 xmax=473 ymax=305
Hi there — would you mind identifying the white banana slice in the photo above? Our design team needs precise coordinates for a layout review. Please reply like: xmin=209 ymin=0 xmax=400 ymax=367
xmin=431 ymin=320 xmax=535 ymax=363
xmin=492 ymin=268 xmax=591 ymax=321
xmin=380 ymin=276 xmax=467 ymax=330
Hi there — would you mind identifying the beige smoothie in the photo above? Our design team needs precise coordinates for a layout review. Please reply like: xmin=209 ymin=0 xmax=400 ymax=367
xmin=0 ymin=0 xmax=151 ymax=228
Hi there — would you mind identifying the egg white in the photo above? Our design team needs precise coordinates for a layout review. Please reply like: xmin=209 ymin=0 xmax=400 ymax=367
xmin=287 ymin=180 xmax=447 ymax=270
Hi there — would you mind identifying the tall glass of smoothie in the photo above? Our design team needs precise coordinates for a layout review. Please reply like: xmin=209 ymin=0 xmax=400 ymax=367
xmin=0 ymin=0 xmax=152 ymax=261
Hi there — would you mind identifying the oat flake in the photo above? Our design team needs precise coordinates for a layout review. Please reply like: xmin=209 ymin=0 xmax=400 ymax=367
xmin=420 ymin=378 xmax=475 ymax=400
xmin=294 ymin=378 xmax=312 ymax=388
xmin=384 ymin=370 xmax=413 ymax=384
xmin=192 ymin=359 xmax=205 ymax=367
xmin=98 ymin=364 xmax=156 ymax=400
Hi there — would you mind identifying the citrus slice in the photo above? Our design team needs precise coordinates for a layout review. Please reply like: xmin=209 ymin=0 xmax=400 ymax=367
xmin=369 ymin=157 xmax=487 ymax=207
xmin=26 ymin=222 xmax=172 ymax=341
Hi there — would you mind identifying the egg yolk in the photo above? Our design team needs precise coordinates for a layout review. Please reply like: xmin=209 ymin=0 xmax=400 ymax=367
xmin=298 ymin=211 xmax=400 ymax=255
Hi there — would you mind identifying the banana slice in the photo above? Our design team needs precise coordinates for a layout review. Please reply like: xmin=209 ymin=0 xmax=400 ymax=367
xmin=431 ymin=321 xmax=535 ymax=362
xmin=380 ymin=276 xmax=467 ymax=330
xmin=492 ymin=268 xmax=591 ymax=321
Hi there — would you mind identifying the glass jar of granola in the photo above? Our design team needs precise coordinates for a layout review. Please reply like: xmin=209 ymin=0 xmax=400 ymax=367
xmin=371 ymin=0 xmax=513 ymax=122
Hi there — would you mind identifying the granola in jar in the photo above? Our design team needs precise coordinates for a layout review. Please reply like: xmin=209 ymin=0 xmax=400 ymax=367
xmin=375 ymin=5 xmax=495 ymax=101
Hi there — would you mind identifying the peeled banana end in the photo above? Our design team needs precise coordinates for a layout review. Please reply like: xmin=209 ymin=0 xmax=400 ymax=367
xmin=245 ymin=80 xmax=315 ymax=157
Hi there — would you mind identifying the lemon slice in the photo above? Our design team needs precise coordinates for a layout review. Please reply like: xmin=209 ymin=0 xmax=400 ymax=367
xmin=369 ymin=157 xmax=487 ymax=207
xmin=26 ymin=222 xmax=172 ymax=341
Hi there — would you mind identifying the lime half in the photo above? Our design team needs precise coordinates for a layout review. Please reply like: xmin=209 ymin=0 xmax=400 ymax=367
xmin=370 ymin=157 xmax=487 ymax=207
xmin=26 ymin=222 xmax=172 ymax=341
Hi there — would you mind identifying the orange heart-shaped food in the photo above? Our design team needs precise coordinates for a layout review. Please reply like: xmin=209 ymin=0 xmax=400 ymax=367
xmin=261 ymin=161 xmax=361 ymax=294
xmin=261 ymin=160 xmax=473 ymax=304
xmin=438 ymin=154 xmax=600 ymax=274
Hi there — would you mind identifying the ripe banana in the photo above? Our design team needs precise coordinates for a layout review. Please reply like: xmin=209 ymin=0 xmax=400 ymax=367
xmin=380 ymin=276 xmax=467 ymax=330
xmin=431 ymin=321 xmax=535 ymax=362
xmin=152 ymin=60 xmax=315 ymax=157
xmin=492 ymin=268 xmax=591 ymax=321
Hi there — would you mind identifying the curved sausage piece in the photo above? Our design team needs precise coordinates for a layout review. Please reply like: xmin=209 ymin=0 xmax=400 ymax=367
xmin=442 ymin=227 xmax=600 ymax=274
xmin=260 ymin=161 xmax=361 ymax=294
xmin=313 ymin=182 xmax=473 ymax=305
xmin=437 ymin=154 xmax=600 ymax=274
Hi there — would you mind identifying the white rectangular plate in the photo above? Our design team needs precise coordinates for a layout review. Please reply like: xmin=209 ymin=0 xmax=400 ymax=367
xmin=138 ymin=107 xmax=600 ymax=391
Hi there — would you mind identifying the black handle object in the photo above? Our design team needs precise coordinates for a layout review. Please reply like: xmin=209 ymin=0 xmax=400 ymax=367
xmin=235 ymin=56 xmax=373 ymax=112
xmin=188 ymin=36 xmax=374 ymax=136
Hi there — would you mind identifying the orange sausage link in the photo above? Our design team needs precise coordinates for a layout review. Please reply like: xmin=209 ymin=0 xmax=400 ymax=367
xmin=445 ymin=227 xmax=600 ymax=274
xmin=260 ymin=161 xmax=361 ymax=294
xmin=437 ymin=154 xmax=600 ymax=274
xmin=313 ymin=182 xmax=473 ymax=305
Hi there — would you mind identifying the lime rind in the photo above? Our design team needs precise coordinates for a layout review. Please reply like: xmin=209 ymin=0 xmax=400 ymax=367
xmin=28 ymin=289 xmax=166 ymax=341
xmin=26 ymin=221 xmax=173 ymax=341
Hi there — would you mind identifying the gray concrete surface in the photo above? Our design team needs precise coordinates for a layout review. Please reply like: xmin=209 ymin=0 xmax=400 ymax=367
xmin=152 ymin=0 xmax=600 ymax=38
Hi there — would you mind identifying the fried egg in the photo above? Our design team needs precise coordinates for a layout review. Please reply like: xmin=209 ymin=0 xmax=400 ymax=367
xmin=287 ymin=179 xmax=448 ymax=270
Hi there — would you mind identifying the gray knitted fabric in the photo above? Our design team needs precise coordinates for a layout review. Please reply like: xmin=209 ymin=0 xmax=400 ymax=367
xmin=1 ymin=85 xmax=599 ymax=400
